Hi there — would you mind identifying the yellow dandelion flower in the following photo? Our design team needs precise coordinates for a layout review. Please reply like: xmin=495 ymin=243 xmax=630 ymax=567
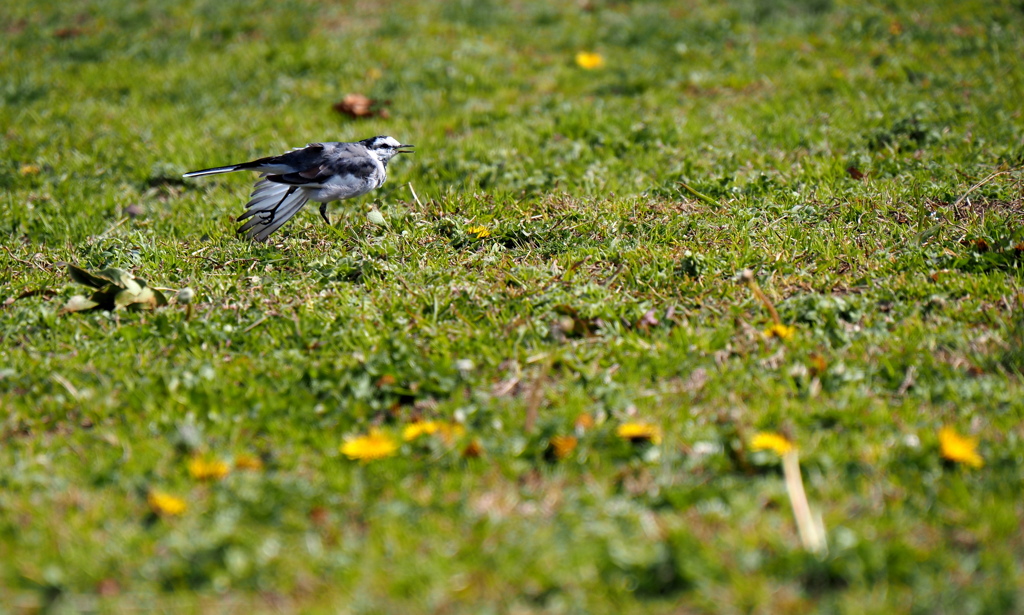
xmin=467 ymin=225 xmax=491 ymax=239
xmin=939 ymin=426 xmax=983 ymax=468
xmin=575 ymin=52 xmax=605 ymax=70
xmin=403 ymin=421 xmax=466 ymax=444
xmin=187 ymin=457 xmax=230 ymax=481
xmin=616 ymin=422 xmax=662 ymax=445
xmin=403 ymin=421 xmax=441 ymax=441
xmin=234 ymin=454 xmax=264 ymax=471
xmin=341 ymin=429 xmax=398 ymax=461
xmin=19 ymin=164 xmax=41 ymax=176
xmin=148 ymin=490 xmax=187 ymax=516
xmin=763 ymin=323 xmax=796 ymax=341
xmin=548 ymin=435 xmax=578 ymax=460
xmin=750 ymin=432 xmax=795 ymax=456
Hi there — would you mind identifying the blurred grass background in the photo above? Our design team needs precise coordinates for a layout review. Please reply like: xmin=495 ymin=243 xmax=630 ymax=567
xmin=2 ymin=0 xmax=1023 ymax=612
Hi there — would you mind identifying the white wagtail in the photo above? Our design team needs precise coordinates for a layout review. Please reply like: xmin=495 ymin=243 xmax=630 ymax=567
xmin=183 ymin=136 xmax=413 ymax=241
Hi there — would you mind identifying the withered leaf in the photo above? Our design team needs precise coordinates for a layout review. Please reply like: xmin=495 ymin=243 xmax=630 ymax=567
xmin=67 ymin=264 xmax=110 ymax=289
xmin=62 ymin=295 xmax=100 ymax=313
xmin=65 ymin=264 xmax=170 ymax=313
xmin=332 ymin=94 xmax=391 ymax=119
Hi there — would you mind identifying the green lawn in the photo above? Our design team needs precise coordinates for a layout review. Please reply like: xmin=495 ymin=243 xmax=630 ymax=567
xmin=2 ymin=0 xmax=1024 ymax=612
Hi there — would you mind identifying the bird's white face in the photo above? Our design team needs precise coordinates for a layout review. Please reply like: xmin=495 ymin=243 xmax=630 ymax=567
xmin=363 ymin=135 xmax=414 ymax=162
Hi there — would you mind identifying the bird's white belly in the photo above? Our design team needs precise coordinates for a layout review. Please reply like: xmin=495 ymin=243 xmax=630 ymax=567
xmin=305 ymin=173 xmax=382 ymax=203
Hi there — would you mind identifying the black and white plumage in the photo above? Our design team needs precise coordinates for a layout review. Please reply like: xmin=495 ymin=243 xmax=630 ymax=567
xmin=183 ymin=136 xmax=413 ymax=241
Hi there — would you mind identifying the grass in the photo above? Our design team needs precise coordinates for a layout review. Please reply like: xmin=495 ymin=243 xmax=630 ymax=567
xmin=2 ymin=0 xmax=1024 ymax=612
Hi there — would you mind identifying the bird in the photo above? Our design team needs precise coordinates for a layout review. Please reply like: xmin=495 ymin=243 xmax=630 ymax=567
xmin=183 ymin=136 xmax=414 ymax=241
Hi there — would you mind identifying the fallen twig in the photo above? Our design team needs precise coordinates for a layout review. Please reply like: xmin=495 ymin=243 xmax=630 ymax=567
xmin=952 ymin=165 xmax=1023 ymax=217
xmin=782 ymin=450 xmax=828 ymax=555
xmin=408 ymin=182 xmax=425 ymax=210
xmin=678 ymin=181 xmax=723 ymax=207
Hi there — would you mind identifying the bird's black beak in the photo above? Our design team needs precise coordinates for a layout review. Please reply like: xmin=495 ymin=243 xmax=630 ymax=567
xmin=397 ymin=144 xmax=415 ymax=154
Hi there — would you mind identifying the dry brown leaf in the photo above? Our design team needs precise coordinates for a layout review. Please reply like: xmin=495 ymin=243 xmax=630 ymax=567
xmin=332 ymin=94 xmax=390 ymax=119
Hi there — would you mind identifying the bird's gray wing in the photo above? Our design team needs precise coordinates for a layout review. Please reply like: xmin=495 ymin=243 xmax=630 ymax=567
xmin=184 ymin=143 xmax=336 ymax=178
xmin=232 ymin=143 xmax=330 ymax=175
xmin=266 ymin=156 xmax=378 ymax=188
xmin=235 ymin=178 xmax=310 ymax=241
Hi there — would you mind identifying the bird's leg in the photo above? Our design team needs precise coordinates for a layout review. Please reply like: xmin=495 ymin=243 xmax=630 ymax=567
xmin=318 ymin=203 xmax=330 ymax=226
xmin=258 ymin=187 xmax=297 ymax=225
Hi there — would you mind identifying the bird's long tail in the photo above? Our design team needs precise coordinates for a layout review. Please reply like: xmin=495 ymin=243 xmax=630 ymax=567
xmin=182 ymin=164 xmax=246 ymax=178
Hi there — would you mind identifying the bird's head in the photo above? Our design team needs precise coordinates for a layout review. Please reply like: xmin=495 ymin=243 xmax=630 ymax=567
xmin=361 ymin=136 xmax=414 ymax=162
